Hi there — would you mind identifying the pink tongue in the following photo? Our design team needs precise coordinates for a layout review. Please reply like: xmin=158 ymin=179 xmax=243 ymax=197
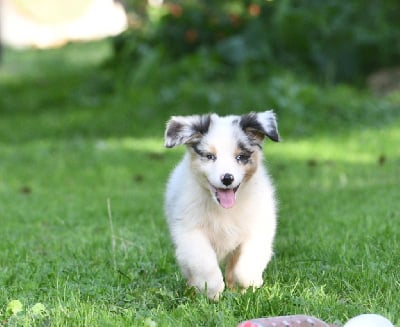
xmin=217 ymin=189 xmax=236 ymax=209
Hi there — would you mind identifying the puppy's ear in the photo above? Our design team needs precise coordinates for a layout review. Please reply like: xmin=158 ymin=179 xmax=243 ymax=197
xmin=240 ymin=110 xmax=280 ymax=144
xmin=165 ymin=114 xmax=212 ymax=148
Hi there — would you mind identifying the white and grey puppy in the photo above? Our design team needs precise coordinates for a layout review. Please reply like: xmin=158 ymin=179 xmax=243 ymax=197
xmin=164 ymin=111 xmax=279 ymax=300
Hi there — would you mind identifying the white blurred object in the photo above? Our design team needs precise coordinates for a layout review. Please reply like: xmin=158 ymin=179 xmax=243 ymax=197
xmin=343 ymin=314 xmax=393 ymax=327
xmin=0 ymin=0 xmax=127 ymax=48
xmin=148 ymin=0 xmax=163 ymax=7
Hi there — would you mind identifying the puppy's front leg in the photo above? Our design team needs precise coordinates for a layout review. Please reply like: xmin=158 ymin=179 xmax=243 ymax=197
xmin=229 ymin=235 xmax=273 ymax=291
xmin=174 ymin=229 xmax=225 ymax=300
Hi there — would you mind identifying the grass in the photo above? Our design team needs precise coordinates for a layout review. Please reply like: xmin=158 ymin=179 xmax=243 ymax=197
xmin=0 ymin=40 xmax=399 ymax=326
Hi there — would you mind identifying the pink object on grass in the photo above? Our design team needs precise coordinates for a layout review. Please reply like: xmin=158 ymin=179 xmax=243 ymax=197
xmin=237 ymin=315 xmax=337 ymax=327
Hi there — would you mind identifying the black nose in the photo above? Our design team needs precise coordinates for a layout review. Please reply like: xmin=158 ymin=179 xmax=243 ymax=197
xmin=221 ymin=173 xmax=234 ymax=186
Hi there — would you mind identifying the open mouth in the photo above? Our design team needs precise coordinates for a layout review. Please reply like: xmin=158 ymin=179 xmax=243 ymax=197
xmin=209 ymin=184 xmax=240 ymax=209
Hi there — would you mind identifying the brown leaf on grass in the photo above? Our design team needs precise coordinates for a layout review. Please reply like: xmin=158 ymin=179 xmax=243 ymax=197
xmin=19 ymin=186 xmax=32 ymax=194
xmin=147 ymin=152 xmax=165 ymax=161
xmin=378 ymin=154 xmax=386 ymax=166
xmin=307 ymin=159 xmax=318 ymax=167
xmin=133 ymin=174 xmax=144 ymax=183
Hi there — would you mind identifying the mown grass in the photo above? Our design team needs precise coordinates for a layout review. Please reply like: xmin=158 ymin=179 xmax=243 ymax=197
xmin=0 ymin=41 xmax=399 ymax=326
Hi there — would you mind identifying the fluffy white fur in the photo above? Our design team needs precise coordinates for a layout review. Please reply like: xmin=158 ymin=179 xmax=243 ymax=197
xmin=164 ymin=111 xmax=279 ymax=300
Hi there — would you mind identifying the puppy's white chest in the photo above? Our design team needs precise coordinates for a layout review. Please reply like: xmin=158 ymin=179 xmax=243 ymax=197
xmin=202 ymin=209 xmax=248 ymax=260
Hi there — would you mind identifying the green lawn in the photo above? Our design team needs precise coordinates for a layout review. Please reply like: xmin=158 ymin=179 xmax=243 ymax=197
xmin=0 ymin=41 xmax=399 ymax=326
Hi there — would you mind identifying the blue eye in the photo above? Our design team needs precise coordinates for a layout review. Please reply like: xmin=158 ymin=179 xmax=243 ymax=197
xmin=236 ymin=154 xmax=250 ymax=164
xmin=206 ymin=154 xmax=216 ymax=161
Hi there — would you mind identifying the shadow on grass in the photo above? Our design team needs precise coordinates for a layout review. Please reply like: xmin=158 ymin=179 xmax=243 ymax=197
xmin=1 ymin=40 xmax=400 ymax=145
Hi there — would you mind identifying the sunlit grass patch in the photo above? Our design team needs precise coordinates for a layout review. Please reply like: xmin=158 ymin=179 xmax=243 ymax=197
xmin=95 ymin=137 xmax=165 ymax=153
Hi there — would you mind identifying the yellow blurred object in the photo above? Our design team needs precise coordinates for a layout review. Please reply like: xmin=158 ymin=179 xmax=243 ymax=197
xmin=11 ymin=0 xmax=92 ymax=24
xmin=0 ymin=0 xmax=127 ymax=48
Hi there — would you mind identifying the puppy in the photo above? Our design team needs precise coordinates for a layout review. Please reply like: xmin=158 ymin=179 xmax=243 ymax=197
xmin=164 ymin=111 xmax=279 ymax=300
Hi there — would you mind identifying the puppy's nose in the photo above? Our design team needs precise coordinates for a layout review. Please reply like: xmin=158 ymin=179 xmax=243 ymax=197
xmin=221 ymin=173 xmax=234 ymax=186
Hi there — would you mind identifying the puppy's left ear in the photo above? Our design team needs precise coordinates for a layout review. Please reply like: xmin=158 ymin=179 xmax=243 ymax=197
xmin=240 ymin=110 xmax=280 ymax=144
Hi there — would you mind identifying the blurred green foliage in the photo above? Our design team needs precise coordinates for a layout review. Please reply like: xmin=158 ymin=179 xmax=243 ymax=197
xmin=111 ymin=0 xmax=400 ymax=83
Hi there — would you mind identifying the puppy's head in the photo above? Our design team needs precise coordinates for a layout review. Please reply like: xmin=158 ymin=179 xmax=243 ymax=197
xmin=165 ymin=111 xmax=279 ymax=209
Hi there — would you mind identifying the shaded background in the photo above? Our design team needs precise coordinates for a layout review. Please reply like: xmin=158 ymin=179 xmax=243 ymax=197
xmin=1 ymin=0 xmax=400 ymax=140
xmin=115 ymin=0 xmax=400 ymax=85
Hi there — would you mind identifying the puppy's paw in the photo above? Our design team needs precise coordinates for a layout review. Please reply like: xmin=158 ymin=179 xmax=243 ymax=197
xmin=207 ymin=280 xmax=225 ymax=301
xmin=189 ymin=269 xmax=225 ymax=300
xmin=233 ymin=266 xmax=264 ymax=291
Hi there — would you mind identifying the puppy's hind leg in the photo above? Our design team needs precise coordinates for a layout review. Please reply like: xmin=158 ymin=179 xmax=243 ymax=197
xmin=225 ymin=247 xmax=241 ymax=289
xmin=174 ymin=230 xmax=225 ymax=300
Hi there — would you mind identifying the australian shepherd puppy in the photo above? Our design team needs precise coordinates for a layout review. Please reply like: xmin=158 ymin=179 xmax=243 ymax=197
xmin=164 ymin=111 xmax=280 ymax=300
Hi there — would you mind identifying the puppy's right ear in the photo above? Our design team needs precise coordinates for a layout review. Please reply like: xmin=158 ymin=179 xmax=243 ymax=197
xmin=164 ymin=114 xmax=212 ymax=148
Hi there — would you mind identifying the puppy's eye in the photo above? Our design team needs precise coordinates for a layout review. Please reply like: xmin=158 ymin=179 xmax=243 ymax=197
xmin=206 ymin=153 xmax=216 ymax=161
xmin=236 ymin=154 xmax=250 ymax=164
